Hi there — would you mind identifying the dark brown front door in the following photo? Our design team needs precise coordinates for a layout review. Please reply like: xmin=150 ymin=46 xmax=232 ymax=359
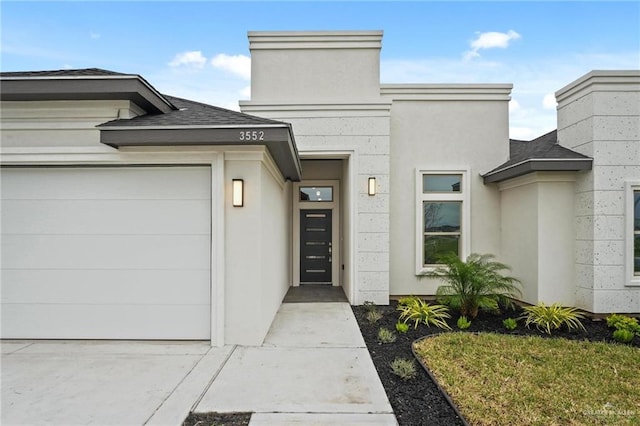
xmin=300 ymin=209 xmax=332 ymax=284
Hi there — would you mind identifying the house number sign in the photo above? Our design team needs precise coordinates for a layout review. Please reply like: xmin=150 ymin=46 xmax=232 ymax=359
xmin=238 ymin=130 xmax=265 ymax=141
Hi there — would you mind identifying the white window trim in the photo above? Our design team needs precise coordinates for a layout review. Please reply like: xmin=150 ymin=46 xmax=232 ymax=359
xmin=625 ymin=181 xmax=640 ymax=286
xmin=415 ymin=168 xmax=470 ymax=275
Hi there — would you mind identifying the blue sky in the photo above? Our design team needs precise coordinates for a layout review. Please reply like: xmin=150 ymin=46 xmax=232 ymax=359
xmin=2 ymin=1 xmax=639 ymax=139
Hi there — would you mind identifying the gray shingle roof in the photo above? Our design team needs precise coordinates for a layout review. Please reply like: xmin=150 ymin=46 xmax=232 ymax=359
xmin=99 ymin=95 xmax=285 ymax=127
xmin=483 ymin=130 xmax=592 ymax=183
xmin=0 ymin=68 xmax=132 ymax=77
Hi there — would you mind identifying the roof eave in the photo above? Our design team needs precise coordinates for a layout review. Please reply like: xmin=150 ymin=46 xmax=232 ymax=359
xmin=0 ymin=75 xmax=175 ymax=114
xmin=99 ymin=125 xmax=302 ymax=181
xmin=483 ymin=158 xmax=593 ymax=184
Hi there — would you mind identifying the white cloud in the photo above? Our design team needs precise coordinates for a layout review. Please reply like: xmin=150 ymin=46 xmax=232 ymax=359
xmin=464 ymin=30 xmax=521 ymax=60
xmin=169 ymin=51 xmax=207 ymax=69
xmin=211 ymin=54 xmax=251 ymax=80
xmin=542 ymin=93 xmax=557 ymax=109
xmin=90 ymin=32 xmax=101 ymax=40
xmin=509 ymin=99 xmax=521 ymax=112
xmin=240 ymin=85 xmax=251 ymax=99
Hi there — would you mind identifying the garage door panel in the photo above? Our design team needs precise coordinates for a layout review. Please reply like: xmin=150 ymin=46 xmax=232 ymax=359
xmin=1 ymin=269 xmax=210 ymax=305
xmin=1 ymin=304 xmax=210 ymax=340
xmin=3 ymin=235 xmax=210 ymax=270
xmin=1 ymin=166 xmax=212 ymax=340
xmin=1 ymin=167 xmax=211 ymax=200
xmin=3 ymin=200 xmax=211 ymax=235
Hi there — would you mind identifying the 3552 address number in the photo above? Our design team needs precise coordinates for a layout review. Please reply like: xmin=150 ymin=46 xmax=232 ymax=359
xmin=239 ymin=130 xmax=265 ymax=141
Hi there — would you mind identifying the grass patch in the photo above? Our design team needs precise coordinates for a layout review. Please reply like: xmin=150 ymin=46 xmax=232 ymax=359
xmin=414 ymin=332 xmax=640 ymax=426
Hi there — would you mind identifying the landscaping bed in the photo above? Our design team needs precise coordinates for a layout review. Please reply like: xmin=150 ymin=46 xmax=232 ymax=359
xmin=352 ymin=300 xmax=639 ymax=426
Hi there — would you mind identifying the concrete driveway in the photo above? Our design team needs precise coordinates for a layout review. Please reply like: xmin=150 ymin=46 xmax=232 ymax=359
xmin=2 ymin=303 xmax=396 ymax=426
xmin=1 ymin=341 xmax=233 ymax=426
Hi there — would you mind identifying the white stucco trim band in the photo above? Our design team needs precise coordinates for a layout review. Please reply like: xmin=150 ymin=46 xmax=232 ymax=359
xmin=556 ymin=70 xmax=640 ymax=105
xmin=381 ymin=84 xmax=513 ymax=101
xmin=248 ymin=31 xmax=383 ymax=50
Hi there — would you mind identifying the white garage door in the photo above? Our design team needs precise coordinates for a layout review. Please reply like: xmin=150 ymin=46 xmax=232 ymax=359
xmin=1 ymin=166 xmax=211 ymax=340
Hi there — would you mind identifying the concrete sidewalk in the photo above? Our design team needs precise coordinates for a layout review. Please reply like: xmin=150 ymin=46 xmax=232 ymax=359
xmin=196 ymin=302 xmax=397 ymax=425
xmin=1 ymin=303 xmax=396 ymax=425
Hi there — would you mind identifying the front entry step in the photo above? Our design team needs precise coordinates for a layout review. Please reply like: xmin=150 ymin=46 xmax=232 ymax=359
xmin=283 ymin=285 xmax=347 ymax=303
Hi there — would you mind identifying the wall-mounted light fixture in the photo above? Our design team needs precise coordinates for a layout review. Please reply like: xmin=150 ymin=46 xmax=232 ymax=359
xmin=368 ymin=177 xmax=376 ymax=196
xmin=232 ymin=179 xmax=244 ymax=207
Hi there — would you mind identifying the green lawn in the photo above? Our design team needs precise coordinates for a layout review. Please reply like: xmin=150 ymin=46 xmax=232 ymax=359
xmin=414 ymin=333 xmax=640 ymax=426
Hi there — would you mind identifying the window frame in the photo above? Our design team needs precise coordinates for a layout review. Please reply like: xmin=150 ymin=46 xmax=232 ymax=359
xmin=416 ymin=169 xmax=470 ymax=275
xmin=626 ymin=181 xmax=640 ymax=286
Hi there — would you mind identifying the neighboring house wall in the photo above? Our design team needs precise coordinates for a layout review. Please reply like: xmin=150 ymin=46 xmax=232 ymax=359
xmin=382 ymin=89 xmax=511 ymax=295
xmin=499 ymin=172 xmax=577 ymax=306
xmin=557 ymin=71 xmax=640 ymax=313
xmin=241 ymin=31 xmax=392 ymax=304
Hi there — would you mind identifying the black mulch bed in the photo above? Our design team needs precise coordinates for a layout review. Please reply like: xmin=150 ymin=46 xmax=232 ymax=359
xmin=183 ymin=411 xmax=251 ymax=426
xmin=352 ymin=301 xmax=639 ymax=426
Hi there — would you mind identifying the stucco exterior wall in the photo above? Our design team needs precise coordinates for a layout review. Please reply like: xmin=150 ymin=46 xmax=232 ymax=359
xmin=224 ymin=150 xmax=290 ymax=345
xmin=249 ymin=31 xmax=382 ymax=103
xmin=383 ymin=92 xmax=511 ymax=295
xmin=241 ymin=31 xmax=391 ymax=305
xmin=0 ymin=100 xmax=143 ymax=148
xmin=499 ymin=173 xmax=577 ymax=306
xmin=556 ymin=71 xmax=640 ymax=313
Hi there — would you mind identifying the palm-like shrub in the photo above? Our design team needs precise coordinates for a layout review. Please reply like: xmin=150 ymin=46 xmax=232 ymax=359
xmin=428 ymin=253 xmax=521 ymax=319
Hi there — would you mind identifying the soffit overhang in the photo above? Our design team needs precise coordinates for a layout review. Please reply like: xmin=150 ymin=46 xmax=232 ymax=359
xmin=99 ymin=124 xmax=302 ymax=181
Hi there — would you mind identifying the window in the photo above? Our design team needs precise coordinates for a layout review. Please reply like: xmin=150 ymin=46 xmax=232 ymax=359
xmin=417 ymin=170 xmax=469 ymax=273
xmin=300 ymin=186 xmax=333 ymax=202
xmin=626 ymin=183 xmax=640 ymax=285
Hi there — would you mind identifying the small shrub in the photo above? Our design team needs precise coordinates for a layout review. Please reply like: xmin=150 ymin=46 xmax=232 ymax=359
xmin=397 ymin=296 xmax=451 ymax=330
xmin=395 ymin=321 xmax=409 ymax=333
xmin=606 ymin=314 xmax=640 ymax=335
xmin=397 ymin=296 xmax=415 ymax=306
xmin=522 ymin=302 xmax=586 ymax=335
xmin=366 ymin=309 xmax=383 ymax=324
xmin=503 ymin=318 xmax=518 ymax=330
xmin=363 ymin=301 xmax=378 ymax=312
xmin=377 ymin=327 xmax=397 ymax=344
xmin=612 ymin=329 xmax=635 ymax=343
xmin=457 ymin=315 xmax=472 ymax=330
xmin=390 ymin=358 xmax=417 ymax=380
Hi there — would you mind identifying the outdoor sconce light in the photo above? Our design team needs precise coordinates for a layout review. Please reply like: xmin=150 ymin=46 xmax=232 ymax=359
xmin=232 ymin=179 xmax=244 ymax=207
xmin=368 ymin=177 xmax=376 ymax=196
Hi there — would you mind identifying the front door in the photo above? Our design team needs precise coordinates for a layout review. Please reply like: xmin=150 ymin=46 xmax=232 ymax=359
xmin=300 ymin=209 xmax=332 ymax=284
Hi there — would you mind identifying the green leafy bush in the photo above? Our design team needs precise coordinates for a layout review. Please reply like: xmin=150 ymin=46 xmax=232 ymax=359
xmin=366 ymin=309 xmax=383 ymax=324
xmin=397 ymin=296 xmax=451 ymax=330
xmin=522 ymin=303 xmax=586 ymax=335
xmin=606 ymin=314 xmax=640 ymax=335
xmin=390 ymin=358 xmax=417 ymax=380
xmin=377 ymin=327 xmax=397 ymax=344
xmin=428 ymin=253 xmax=521 ymax=318
xmin=395 ymin=321 xmax=409 ymax=333
xmin=503 ymin=318 xmax=518 ymax=330
xmin=612 ymin=329 xmax=635 ymax=343
xmin=457 ymin=316 xmax=472 ymax=330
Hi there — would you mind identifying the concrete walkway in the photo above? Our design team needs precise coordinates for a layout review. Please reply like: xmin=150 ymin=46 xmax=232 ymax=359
xmin=1 ymin=303 xmax=396 ymax=425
